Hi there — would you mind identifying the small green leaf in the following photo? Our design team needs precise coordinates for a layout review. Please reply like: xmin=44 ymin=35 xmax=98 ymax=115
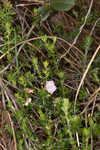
xmin=50 ymin=0 xmax=75 ymax=11
xmin=33 ymin=8 xmax=38 ymax=15
xmin=32 ymin=57 xmax=38 ymax=65
xmin=43 ymin=60 xmax=49 ymax=68
xmin=38 ymin=109 xmax=46 ymax=121
xmin=38 ymin=6 xmax=50 ymax=22
xmin=82 ymin=35 xmax=93 ymax=51
xmin=82 ymin=128 xmax=91 ymax=137
xmin=62 ymin=98 xmax=70 ymax=115
xmin=41 ymin=35 xmax=48 ymax=42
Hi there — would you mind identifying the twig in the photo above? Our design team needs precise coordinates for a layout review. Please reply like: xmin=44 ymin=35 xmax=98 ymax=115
xmin=0 ymin=143 xmax=7 ymax=150
xmin=90 ymin=18 xmax=100 ymax=35
xmin=60 ymin=0 xmax=94 ymax=59
xmin=0 ymin=36 xmax=81 ymax=75
xmin=2 ymin=92 xmax=6 ymax=110
xmin=76 ymin=132 xmax=80 ymax=150
xmin=81 ymin=87 xmax=100 ymax=115
xmin=0 ymin=23 xmax=35 ymax=75
xmin=26 ymin=41 xmax=46 ymax=57
xmin=7 ymin=111 xmax=17 ymax=150
xmin=74 ymin=44 xmax=100 ymax=112
xmin=2 ymin=79 xmax=22 ymax=92
xmin=91 ymin=130 xmax=93 ymax=150
xmin=84 ymin=17 xmax=100 ymax=71
xmin=91 ymin=95 xmax=96 ymax=117
xmin=0 ymin=78 xmax=6 ymax=109
xmin=0 ymin=77 xmax=18 ymax=111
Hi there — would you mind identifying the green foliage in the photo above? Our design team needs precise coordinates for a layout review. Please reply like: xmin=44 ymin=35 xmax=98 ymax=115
xmin=79 ymin=88 xmax=88 ymax=99
xmin=34 ymin=0 xmax=76 ymax=22
xmin=38 ymin=6 xmax=51 ymax=22
xmin=50 ymin=0 xmax=75 ymax=11
xmin=0 ymin=1 xmax=19 ymax=62
xmin=0 ymin=2 xmax=15 ymax=33
xmin=82 ymin=35 xmax=94 ymax=51
xmin=62 ymin=98 xmax=70 ymax=116
xmin=0 ymin=0 xmax=100 ymax=150
xmin=42 ymin=35 xmax=57 ymax=52
xmin=62 ymin=98 xmax=77 ymax=149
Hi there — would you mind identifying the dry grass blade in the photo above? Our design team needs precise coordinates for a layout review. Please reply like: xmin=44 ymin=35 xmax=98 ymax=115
xmin=81 ymin=87 xmax=100 ymax=115
xmin=0 ymin=142 xmax=7 ymax=150
xmin=91 ymin=95 xmax=96 ymax=117
xmin=6 ymin=111 xmax=17 ymax=150
xmin=0 ymin=36 xmax=82 ymax=75
xmin=60 ymin=0 xmax=94 ymax=59
xmin=74 ymin=44 xmax=100 ymax=112
xmin=1 ymin=111 xmax=17 ymax=150
xmin=26 ymin=41 xmax=46 ymax=57
xmin=0 ymin=77 xmax=18 ymax=111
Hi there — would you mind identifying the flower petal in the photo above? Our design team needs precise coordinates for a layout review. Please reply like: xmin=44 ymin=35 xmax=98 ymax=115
xmin=45 ymin=80 xmax=57 ymax=94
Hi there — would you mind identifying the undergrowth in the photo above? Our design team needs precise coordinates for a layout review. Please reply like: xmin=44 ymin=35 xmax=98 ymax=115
xmin=0 ymin=0 xmax=100 ymax=150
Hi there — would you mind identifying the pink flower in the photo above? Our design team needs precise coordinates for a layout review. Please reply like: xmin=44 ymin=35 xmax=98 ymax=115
xmin=45 ymin=80 xmax=57 ymax=94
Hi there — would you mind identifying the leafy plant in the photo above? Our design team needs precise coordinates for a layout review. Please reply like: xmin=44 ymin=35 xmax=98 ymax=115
xmin=82 ymin=35 xmax=94 ymax=51
xmin=36 ymin=0 xmax=76 ymax=22
xmin=50 ymin=0 xmax=75 ymax=11
xmin=0 ymin=0 xmax=100 ymax=150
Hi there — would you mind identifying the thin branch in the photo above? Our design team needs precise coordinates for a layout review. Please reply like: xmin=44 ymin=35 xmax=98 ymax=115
xmin=0 ymin=36 xmax=81 ymax=75
xmin=74 ymin=44 xmax=100 ymax=112
xmin=60 ymin=0 xmax=94 ymax=59
xmin=81 ymin=87 xmax=100 ymax=115
xmin=7 ymin=111 xmax=17 ymax=150
xmin=0 ymin=143 xmax=7 ymax=150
